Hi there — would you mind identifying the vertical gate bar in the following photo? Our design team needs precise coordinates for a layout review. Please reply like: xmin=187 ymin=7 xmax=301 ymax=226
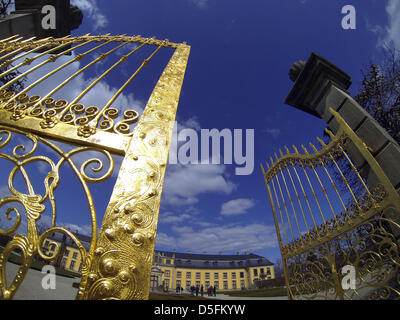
xmin=275 ymin=153 xmax=303 ymax=241
xmin=302 ymin=145 xmax=337 ymax=221
xmin=261 ymin=165 xmax=293 ymax=300
xmin=294 ymin=145 xmax=327 ymax=225
xmin=89 ymin=44 xmax=163 ymax=127
xmin=281 ymin=148 xmax=310 ymax=233
xmin=63 ymin=42 xmax=147 ymax=113
xmin=31 ymin=41 xmax=129 ymax=110
xmin=320 ymin=133 xmax=371 ymax=197
xmin=77 ymin=44 xmax=190 ymax=300
xmin=267 ymin=164 xmax=289 ymax=245
xmin=290 ymin=146 xmax=319 ymax=231
xmin=271 ymin=158 xmax=296 ymax=242
xmin=8 ymin=41 xmax=111 ymax=104
xmin=0 ymin=39 xmax=94 ymax=92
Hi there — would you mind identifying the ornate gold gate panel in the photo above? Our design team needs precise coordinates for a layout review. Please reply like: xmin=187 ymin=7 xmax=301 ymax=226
xmin=0 ymin=34 xmax=190 ymax=299
xmin=262 ymin=108 xmax=400 ymax=300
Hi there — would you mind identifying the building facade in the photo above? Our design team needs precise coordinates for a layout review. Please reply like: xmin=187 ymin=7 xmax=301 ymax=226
xmin=41 ymin=233 xmax=91 ymax=274
xmin=152 ymin=250 xmax=275 ymax=291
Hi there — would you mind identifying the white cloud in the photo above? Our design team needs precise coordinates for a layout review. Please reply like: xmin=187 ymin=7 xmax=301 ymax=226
xmin=156 ymin=223 xmax=278 ymax=254
xmin=159 ymin=211 xmax=192 ymax=224
xmin=163 ymin=163 xmax=236 ymax=206
xmin=264 ymin=128 xmax=281 ymax=139
xmin=220 ymin=198 xmax=255 ymax=216
xmin=178 ymin=116 xmax=201 ymax=131
xmin=367 ymin=0 xmax=400 ymax=49
xmin=71 ymin=0 xmax=108 ymax=30
xmin=384 ymin=0 xmax=400 ymax=48
xmin=190 ymin=0 xmax=208 ymax=9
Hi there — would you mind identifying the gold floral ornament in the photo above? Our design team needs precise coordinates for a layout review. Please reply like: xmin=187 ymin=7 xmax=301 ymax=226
xmin=0 ymin=34 xmax=190 ymax=300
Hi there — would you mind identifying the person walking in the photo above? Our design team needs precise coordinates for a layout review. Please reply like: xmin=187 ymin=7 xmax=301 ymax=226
xmin=196 ymin=285 xmax=199 ymax=296
xmin=200 ymin=284 xmax=204 ymax=297
xmin=213 ymin=285 xmax=216 ymax=297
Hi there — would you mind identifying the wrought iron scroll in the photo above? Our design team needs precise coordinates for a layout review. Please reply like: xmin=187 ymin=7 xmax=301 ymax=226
xmin=0 ymin=34 xmax=190 ymax=300
xmin=262 ymin=108 xmax=400 ymax=300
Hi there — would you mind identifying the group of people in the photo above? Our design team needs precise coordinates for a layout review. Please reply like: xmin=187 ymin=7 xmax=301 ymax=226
xmin=190 ymin=284 xmax=217 ymax=297
xmin=175 ymin=284 xmax=217 ymax=297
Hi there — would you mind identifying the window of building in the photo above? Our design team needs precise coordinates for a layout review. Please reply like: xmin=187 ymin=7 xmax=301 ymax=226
xmin=186 ymin=280 xmax=191 ymax=289
xmin=223 ymin=272 xmax=228 ymax=279
xmin=214 ymin=281 xmax=219 ymax=289
xmin=231 ymin=272 xmax=236 ymax=279
xmin=267 ymin=268 xmax=271 ymax=275
xmin=164 ymin=279 xmax=170 ymax=288
xmin=177 ymin=271 xmax=182 ymax=278
xmin=64 ymin=249 xmax=70 ymax=257
xmin=205 ymin=281 xmax=210 ymax=288
xmin=166 ymin=259 xmax=171 ymax=265
xmin=205 ymin=272 xmax=210 ymax=279
xmin=186 ymin=272 xmax=191 ymax=279
xmin=176 ymin=280 xmax=181 ymax=288
xmin=223 ymin=281 xmax=228 ymax=290
xmin=61 ymin=258 xmax=67 ymax=268
xmin=214 ymin=272 xmax=219 ymax=279
xmin=72 ymin=252 xmax=78 ymax=259
xmin=196 ymin=272 xmax=201 ymax=279
xmin=260 ymin=268 xmax=265 ymax=274
xmin=232 ymin=280 xmax=237 ymax=289
xmin=70 ymin=260 xmax=76 ymax=269
xmin=240 ymin=272 xmax=244 ymax=278
xmin=240 ymin=280 xmax=245 ymax=289
xmin=165 ymin=270 xmax=170 ymax=277
xmin=196 ymin=281 xmax=200 ymax=287
xmin=253 ymin=269 xmax=258 ymax=276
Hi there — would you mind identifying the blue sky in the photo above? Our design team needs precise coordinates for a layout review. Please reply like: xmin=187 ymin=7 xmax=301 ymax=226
xmin=1 ymin=0 xmax=400 ymax=263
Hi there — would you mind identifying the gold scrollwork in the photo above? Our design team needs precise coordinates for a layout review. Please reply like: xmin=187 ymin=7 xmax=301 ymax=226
xmin=0 ymin=126 xmax=115 ymax=299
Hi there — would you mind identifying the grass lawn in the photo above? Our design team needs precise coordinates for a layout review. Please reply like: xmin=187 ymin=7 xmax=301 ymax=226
xmin=220 ymin=287 xmax=288 ymax=297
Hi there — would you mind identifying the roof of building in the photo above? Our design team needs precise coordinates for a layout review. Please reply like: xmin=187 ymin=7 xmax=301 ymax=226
xmin=154 ymin=250 xmax=273 ymax=269
xmin=46 ymin=232 xmax=91 ymax=250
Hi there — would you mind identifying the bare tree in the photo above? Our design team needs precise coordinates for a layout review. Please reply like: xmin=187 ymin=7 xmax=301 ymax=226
xmin=0 ymin=1 xmax=27 ymax=93
xmin=354 ymin=46 xmax=400 ymax=144
xmin=0 ymin=0 xmax=13 ymax=17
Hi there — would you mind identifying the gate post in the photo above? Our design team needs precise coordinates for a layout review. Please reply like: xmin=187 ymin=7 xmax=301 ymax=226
xmin=285 ymin=52 xmax=400 ymax=193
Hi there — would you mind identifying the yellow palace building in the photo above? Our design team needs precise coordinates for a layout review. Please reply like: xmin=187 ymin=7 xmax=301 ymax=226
xmin=151 ymin=250 xmax=275 ymax=291
xmin=41 ymin=232 xmax=91 ymax=273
